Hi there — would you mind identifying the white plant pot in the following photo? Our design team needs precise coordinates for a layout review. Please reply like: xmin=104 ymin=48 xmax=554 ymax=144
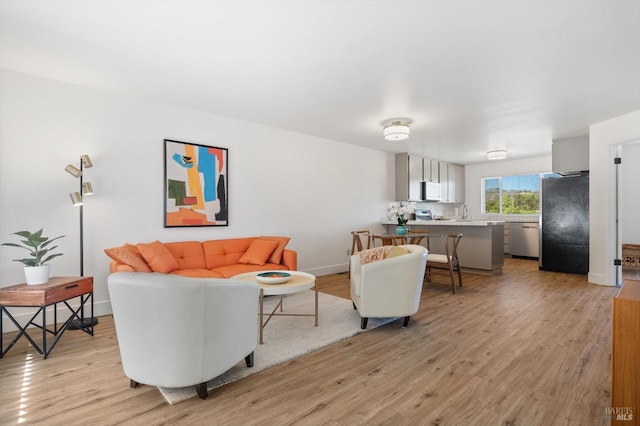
xmin=24 ymin=265 xmax=50 ymax=285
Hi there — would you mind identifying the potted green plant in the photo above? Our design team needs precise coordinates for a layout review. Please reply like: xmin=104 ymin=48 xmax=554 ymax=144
xmin=1 ymin=229 xmax=65 ymax=285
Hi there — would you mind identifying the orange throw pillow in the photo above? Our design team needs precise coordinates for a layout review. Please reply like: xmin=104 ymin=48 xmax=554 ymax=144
xmin=238 ymin=239 xmax=279 ymax=266
xmin=104 ymin=244 xmax=152 ymax=272
xmin=259 ymin=236 xmax=291 ymax=264
xmin=137 ymin=241 xmax=179 ymax=273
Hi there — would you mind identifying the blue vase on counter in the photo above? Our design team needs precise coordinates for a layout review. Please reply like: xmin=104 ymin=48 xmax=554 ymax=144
xmin=396 ymin=225 xmax=408 ymax=235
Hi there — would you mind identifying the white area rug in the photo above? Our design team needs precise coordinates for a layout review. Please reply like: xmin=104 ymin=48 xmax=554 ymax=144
xmin=159 ymin=290 xmax=395 ymax=404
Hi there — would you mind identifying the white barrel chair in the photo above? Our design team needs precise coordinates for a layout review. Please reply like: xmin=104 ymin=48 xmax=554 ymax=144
xmin=350 ymin=244 xmax=428 ymax=329
xmin=108 ymin=272 xmax=259 ymax=399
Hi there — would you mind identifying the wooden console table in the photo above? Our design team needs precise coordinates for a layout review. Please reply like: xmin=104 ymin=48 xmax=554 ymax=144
xmin=611 ymin=279 xmax=640 ymax=425
xmin=0 ymin=276 xmax=94 ymax=359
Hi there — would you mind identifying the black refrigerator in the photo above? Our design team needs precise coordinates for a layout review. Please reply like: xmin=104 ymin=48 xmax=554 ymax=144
xmin=539 ymin=174 xmax=589 ymax=274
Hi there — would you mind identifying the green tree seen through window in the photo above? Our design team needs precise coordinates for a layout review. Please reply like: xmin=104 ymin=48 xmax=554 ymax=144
xmin=483 ymin=174 xmax=542 ymax=215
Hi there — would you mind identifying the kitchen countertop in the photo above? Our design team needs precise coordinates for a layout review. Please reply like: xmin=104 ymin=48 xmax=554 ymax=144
xmin=382 ymin=219 xmax=504 ymax=227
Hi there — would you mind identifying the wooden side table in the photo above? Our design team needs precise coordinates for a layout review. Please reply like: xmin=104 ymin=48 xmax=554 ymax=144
xmin=0 ymin=276 xmax=94 ymax=359
xmin=611 ymin=279 xmax=640 ymax=425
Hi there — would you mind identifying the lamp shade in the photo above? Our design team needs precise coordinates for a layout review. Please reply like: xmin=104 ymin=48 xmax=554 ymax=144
xmin=82 ymin=182 xmax=94 ymax=195
xmin=70 ymin=192 xmax=83 ymax=206
xmin=487 ymin=150 xmax=508 ymax=160
xmin=65 ymin=164 xmax=82 ymax=177
xmin=80 ymin=155 xmax=93 ymax=168
xmin=383 ymin=122 xmax=410 ymax=141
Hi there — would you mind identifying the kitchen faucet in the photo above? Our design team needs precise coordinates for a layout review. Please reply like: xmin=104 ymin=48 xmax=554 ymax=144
xmin=462 ymin=204 xmax=469 ymax=219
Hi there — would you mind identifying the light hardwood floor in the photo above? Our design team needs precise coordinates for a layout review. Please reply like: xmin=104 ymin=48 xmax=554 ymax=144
xmin=0 ymin=259 xmax=620 ymax=426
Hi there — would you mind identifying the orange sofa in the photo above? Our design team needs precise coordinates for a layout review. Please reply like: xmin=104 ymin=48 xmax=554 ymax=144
xmin=106 ymin=236 xmax=297 ymax=278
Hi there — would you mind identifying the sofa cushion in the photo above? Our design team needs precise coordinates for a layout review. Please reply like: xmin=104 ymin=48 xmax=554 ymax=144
xmin=358 ymin=246 xmax=411 ymax=265
xmin=137 ymin=241 xmax=180 ymax=273
xmin=259 ymin=236 xmax=291 ymax=264
xmin=203 ymin=238 xmax=255 ymax=269
xmin=386 ymin=246 xmax=411 ymax=258
xmin=359 ymin=246 xmax=393 ymax=265
xmin=164 ymin=241 xmax=206 ymax=270
xmin=238 ymin=239 xmax=279 ymax=265
xmin=104 ymin=244 xmax=152 ymax=272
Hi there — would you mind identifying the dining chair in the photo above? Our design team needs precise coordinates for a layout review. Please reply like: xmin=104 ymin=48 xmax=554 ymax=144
xmin=407 ymin=229 xmax=430 ymax=250
xmin=371 ymin=234 xmax=406 ymax=247
xmin=349 ymin=230 xmax=371 ymax=278
xmin=351 ymin=230 xmax=371 ymax=254
xmin=426 ymin=233 xmax=463 ymax=294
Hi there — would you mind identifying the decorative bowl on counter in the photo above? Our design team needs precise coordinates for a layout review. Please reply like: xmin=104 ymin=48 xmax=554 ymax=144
xmin=256 ymin=271 xmax=292 ymax=284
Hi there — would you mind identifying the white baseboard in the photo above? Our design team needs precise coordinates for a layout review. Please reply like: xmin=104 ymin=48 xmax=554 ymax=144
xmin=588 ymin=272 xmax=616 ymax=286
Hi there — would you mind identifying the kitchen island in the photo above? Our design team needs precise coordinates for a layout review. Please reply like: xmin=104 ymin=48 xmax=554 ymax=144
xmin=382 ymin=220 xmax=504 ymax=273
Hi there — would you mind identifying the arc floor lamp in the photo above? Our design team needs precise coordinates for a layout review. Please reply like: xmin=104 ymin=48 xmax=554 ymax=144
xmin=65 ymin=154 xmax=98 ymax=329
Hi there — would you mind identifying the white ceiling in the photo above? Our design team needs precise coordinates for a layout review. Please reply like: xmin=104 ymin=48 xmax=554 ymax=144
xmin=1 ymin=0 xmax=639 ymax=164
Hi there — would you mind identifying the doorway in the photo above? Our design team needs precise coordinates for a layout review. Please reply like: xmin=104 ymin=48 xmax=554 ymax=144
xmin=616 ymin=141 xmax=640 ymax=285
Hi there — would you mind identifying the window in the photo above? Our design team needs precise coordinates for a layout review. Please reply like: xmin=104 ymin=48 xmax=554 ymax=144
xmin=482 ymin=173 xmax=554 ymax=215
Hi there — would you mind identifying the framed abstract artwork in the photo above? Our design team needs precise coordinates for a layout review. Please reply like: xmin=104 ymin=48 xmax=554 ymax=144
xmin=164 ymin=139 xmax=228 ymax=227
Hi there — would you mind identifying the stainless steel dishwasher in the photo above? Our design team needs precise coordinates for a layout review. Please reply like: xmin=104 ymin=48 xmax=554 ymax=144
xmin=510 ymin=222 xmax=540 ymax=258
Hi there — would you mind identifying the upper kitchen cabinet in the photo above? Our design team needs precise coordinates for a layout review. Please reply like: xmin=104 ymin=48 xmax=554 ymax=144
xmin=396 ymin=153 xmax=446 ymax=201
xmin=440 ymin=163 xmax=466 ymax=203
xmin=395 ymin=153 xmax=423 ymax=201
xmin=424 ymin=159 xmax=440 ymax=183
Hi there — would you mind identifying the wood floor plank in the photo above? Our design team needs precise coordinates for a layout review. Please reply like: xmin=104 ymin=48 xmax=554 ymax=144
xmin=0 ymin=258 xmax=619 ymax=425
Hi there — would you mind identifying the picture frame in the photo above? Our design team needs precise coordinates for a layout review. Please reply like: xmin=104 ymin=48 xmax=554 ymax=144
xmin=164 ymin=139 xmax=228 ymax=227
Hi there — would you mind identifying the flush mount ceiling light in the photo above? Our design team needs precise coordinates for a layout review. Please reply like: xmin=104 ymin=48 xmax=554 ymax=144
xmin=383 ymin=121 xmax=411 ymax=141
xmin=487 ymin=150 xmax=508 ymax=160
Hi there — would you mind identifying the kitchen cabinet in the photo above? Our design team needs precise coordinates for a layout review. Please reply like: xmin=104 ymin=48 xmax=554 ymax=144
xmin=396 ymin=153 xmax=462 ymax=202
xmin=424 ymin=159 xmax=440 ymax=183
xmin=408 ymin=155 xmax=423 ymax=201
xmin=440 ymin=161 xmax=451 ymax=201
xmin=395 ymin=153 xmax=423 ymax=201
xmin=440 ymin=162 xmax=465 ymax=203
xmin=454 ymin=164 xmax=465 ymax=202
xmin=504 ymin=223 xmax=511 ymax=254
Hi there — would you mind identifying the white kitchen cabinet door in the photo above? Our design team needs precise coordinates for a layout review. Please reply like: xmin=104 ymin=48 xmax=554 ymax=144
xmin=454 ymin=164 xmax=465 ymax=203
xmin=396 ymin=153 xmax=424 ymax=201
xmin=408 ymin=155 xmax=423 ymax=201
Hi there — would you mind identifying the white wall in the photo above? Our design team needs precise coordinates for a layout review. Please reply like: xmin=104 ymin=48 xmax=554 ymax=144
xmin=0 ymin=69 xmax=395 ymax=318
xmin=463 ymin=156 xmax=552 ymax=220
xmin=589 ymin=110 xmax=640 ymax=286
xmin=620 ymin=142 xmax=640 ymax=245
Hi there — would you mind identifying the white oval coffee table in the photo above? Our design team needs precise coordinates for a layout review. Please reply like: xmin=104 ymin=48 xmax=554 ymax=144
xmin=232 ymin=271 xmax=317 ymax=344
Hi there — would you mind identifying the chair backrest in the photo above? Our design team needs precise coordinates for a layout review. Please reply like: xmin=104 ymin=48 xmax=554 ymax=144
xmin=444 ymin=233 xmax=463 ymax=261
xmin=406 ymin=229 xmax=424 ymax=245
xmin=407 ymin=230 xmax=431 ymax=249
xmin=351 ymin=230 xmax=371 ymax=253
xmin=108 ymin=272 xmax=258 ymax=388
